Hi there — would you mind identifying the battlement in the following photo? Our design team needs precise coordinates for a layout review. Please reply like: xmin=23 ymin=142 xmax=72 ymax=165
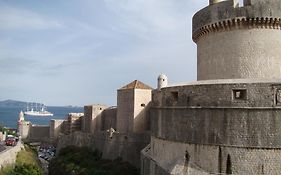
xmin=193 ymin=0 xmax=281 ymax=42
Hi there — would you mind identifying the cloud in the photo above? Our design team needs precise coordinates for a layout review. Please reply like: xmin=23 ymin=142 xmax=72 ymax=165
xmin=0 ymin=0 xmax=207 ymax=106
xmin=0 ymin=6 xmax=63 ymax=30
xmin=0 ymin=57 xmax=37 ymax=74
xmin=0 ymin=57 xmax=77 ymax=76
xmin=103 ymin=0 xmax=192 ymax=40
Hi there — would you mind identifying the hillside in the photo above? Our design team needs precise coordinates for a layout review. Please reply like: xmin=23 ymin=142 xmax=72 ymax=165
xmin=0 ymin=100 xmax=42 ymax=108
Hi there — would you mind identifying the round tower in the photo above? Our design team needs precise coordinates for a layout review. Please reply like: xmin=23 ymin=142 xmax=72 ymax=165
xmin=157 ymin=74 xmax=168 ymax=90
xmin=193 ymin=0 xmax=281 ymax=80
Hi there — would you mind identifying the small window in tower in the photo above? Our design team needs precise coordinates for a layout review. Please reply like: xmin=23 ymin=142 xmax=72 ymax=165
xmin=171 ymin=91 xmax=179 ymax=101
xmin=141 ymin=103 xmax=146 ymax=107
xmin=232 ymin=89 xmax=247 ymax=100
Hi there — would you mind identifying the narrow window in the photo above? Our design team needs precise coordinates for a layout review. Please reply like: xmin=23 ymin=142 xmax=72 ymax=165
xmin=185 ymin=150 xmax=190 ymax=162
xmin=218 ymin=147 xmax=222 ymax=173
xmin=171 ymin=91 xmax=179 ymax=101
xmin=261 ymin=164 xmax=264 ymax=174
xmin=226 ymin=154 xmax=232 ymax=174
xmin=232 ymin=89 xmax=247 ymax=100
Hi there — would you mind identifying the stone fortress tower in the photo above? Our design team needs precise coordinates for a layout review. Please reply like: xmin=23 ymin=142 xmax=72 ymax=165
xmin=195 ymin=0 xmax=281 ymax=80
xmin=141 ymin=0 xmax=281 ymax=174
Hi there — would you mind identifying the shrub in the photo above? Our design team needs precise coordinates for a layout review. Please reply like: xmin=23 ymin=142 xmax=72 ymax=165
xmin=49 ymin=146 xmax=139 ymax=175
xmin=10 ymin=164 xmax=41 ymax=175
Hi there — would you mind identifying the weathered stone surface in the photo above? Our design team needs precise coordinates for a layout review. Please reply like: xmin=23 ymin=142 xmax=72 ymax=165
xmin=193 ymin=0 xmax=281 ymax=80
xmin=146 ymin=137 xmax=281 ymax=175
xmin=0 ymin=142 xmax=22 ymax=170
xmin=151 ymin=82 xmax=281 ymax=148
xmin=57 ymin=132 xmax=150 ymax=168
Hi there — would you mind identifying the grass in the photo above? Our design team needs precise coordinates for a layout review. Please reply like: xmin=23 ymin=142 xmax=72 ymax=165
xmin=16 ymin=145 xmax=40 ymax=168
xmin=0 ymin=164 xmax=14 ymax=175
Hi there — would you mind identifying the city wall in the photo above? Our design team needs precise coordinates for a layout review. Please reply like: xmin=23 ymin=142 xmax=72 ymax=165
xmin=0 ymin=142 xmax=22 ymax=170
xmin=28 ymin=125 xmax=50 ymax=143
xmin=142 ymin=137 xmax=281 ymax=174
xmin=151 ymin=81 xmax=281 ymax=148
xmin=56 ymin=131 xmax=150 ymax=168
xmin=193 ymin=0 xmax=281 ymax=80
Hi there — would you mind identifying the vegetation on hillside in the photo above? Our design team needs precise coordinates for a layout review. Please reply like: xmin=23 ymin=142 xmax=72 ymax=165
xmin=0 ymin=124 xmax=17 ymax=136
xmin=49 ymin=146 xmax=139 ymax=175
xmin=0 ymin=144 xmax=42 ymax=175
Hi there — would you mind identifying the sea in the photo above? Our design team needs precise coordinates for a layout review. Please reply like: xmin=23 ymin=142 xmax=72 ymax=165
xmin=0 ymin=106 xmax=84 ymax=128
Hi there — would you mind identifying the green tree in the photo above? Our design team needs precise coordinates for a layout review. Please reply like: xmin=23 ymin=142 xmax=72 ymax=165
xmin=10 ymin=164 xmax=41 ymax=175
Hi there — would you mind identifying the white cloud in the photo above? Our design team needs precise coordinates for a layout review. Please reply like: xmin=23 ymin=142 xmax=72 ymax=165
xmin=0 ymin=0 xmax=208 ymax=105
xmin=103 ymin=0 xmax=206 ymax=41
xmin=0 ymin=6 xmax=63 ymax=30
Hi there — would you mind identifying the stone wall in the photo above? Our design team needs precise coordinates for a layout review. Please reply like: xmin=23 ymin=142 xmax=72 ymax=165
xmin=28 ymin=125 xmax=50 ymax=142
xmin=0 ymin=142 xmax=22 ymax=170
xmin=193 ymin=0 xmax=281 ymax=80
xmin=116 ymin=88 xmax=152 ymax=133
xmin=197 ymin=29 xmax=281 ymax=80
xmin=151 ymin=82 xmax=281 ymax=148
xmin=84 ymin=105 xmax=107 ymax=133
xmin=134 ymin=89 xmax=151 ymax=133
xmin=102 ymin=107 xmax=117 ymax=131
xmin=153 ymin=80 xmax=281 ymax=108
xmin=57 ymin=131 xmax=150 ymax=168
xmin=143 ymin=137 xmax=281 ymax=174
xmin=116 ymin=89 xmax=135 ymax=132
xmin=50 ymin=119 xmax=65 ymax=143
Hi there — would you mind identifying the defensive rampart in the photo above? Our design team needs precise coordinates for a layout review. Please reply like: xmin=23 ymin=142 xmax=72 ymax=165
xmin=57 ymin=131 xmax=150 ymax=168
xmin=0 ymin=142 xmax=22 ymax=170
xmin=152 ymin=80 xmax=281 ymax=148
xmin=193 ymin=0 xmax=281 ymax=80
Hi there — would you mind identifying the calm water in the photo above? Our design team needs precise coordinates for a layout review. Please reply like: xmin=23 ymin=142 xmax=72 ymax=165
xmin=0 ymin=106 xmax=83 ymax=128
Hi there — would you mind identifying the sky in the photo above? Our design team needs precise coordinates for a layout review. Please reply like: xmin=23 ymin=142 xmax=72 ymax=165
xmin=0 ymin=0 xmax=208 ymax=106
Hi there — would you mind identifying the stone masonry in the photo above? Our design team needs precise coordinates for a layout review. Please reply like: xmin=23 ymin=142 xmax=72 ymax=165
xmin=141 ymin=0 xmax=281 ymax=174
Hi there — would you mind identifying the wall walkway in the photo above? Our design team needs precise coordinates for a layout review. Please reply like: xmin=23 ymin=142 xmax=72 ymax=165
xmin=0 ymin=142 xmax=22 ymax=170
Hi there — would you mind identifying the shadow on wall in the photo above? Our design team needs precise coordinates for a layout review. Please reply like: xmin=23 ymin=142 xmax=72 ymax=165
xmin=101 ymin=107 xmax=117 ymax=131
xmin=134 ymin=102 xmax=151 ymax=133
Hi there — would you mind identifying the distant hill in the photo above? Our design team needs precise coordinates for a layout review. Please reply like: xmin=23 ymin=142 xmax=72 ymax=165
xmin=0 ymin=100 xmax=82 ymax=108
xmin=0 ymin=100 xmax=42 ymax=108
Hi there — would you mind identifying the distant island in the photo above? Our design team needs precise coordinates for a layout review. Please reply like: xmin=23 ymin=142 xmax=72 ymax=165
xmin=0 ymin=100 xmax=81 ymax=108
xmin=0 ymin=100 xmax=33 ymax=108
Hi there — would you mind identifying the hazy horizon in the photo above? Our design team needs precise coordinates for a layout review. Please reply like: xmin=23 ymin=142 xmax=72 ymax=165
xmin=0 ymin=0 xmax=208 ymax=106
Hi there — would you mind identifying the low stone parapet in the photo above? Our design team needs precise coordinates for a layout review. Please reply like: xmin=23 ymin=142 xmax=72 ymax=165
xmin=0 ymin=141 xmax=23 ymax=169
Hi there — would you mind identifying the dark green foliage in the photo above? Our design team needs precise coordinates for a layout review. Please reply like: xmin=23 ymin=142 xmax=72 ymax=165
xmin=9 ymin=164 xmax=41 ymax=175
xmin=49 ymin=146 xmax=139 ymax=175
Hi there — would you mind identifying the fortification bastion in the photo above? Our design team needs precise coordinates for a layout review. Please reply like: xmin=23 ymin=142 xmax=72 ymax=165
xmin=151 ymin=79 xmax=281 ymax=148
xmin=141 ymin=1 xmax=281 ymax=174
xmin=193 ymin=0 xmax=281 ymax=80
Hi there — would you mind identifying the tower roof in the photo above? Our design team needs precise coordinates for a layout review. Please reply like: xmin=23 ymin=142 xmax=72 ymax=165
xmin=119 ymin=80 xmax=153 ymax=90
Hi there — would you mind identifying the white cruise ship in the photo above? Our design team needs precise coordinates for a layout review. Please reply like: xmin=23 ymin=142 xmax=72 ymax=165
xmin=24 ymin=104 xmax=53 ymax=117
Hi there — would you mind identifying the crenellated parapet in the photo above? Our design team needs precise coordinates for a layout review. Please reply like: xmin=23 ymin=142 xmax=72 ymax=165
xmin=193 ymin=0 xmax=281 ymax=42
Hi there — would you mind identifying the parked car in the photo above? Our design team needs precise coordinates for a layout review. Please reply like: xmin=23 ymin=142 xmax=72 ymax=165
xmin=5 ymin=138 xmax=16 ymax=146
